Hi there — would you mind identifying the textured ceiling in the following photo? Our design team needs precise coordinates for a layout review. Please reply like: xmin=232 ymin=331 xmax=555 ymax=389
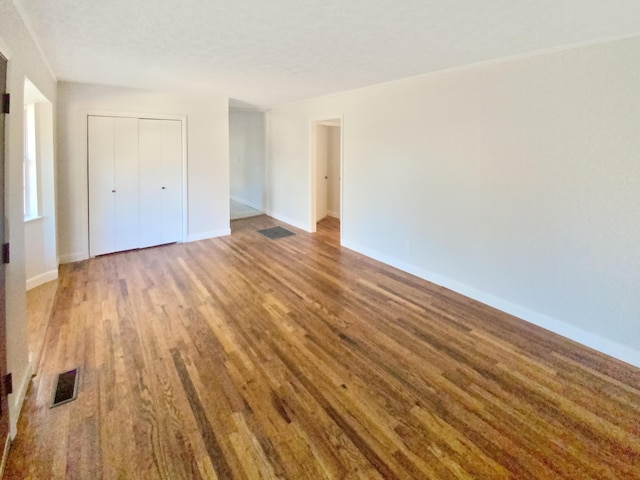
xmin=14 ymin=0 xmax=640 ymax=108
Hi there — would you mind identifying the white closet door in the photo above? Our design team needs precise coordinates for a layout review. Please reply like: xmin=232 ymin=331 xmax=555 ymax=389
xmin=88 ymin=116 xmax=116 ymax=256
xmin=114 ymin=117 xmax=140 ymax=252
xmin=160 ymin=120 xmax=182 ymax=243
xmin=139 ymin=118 xmax=182 ymax=248
xmin=138 ymin=119 xmax=164 ymax=248
xmin=90 ymin=116 xmax=182 ymax=255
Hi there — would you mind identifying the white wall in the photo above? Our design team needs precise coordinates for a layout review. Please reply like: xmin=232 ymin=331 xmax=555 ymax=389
xmin=57 ymin=82 xmax=230 ymax=262
xmin=25 ymin=101 xmax=58 ymax=290
xmin=267 ymin=35 xmax=640 ymax=367
xmin=229 ymin=108 xmax=265 ymax=211
xmin=0 ymin=0 xmax=57 ymax=437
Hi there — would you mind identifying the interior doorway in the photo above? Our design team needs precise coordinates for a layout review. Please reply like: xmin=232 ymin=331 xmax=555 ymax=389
xmin=23 ymin=77 xmax=57 ymax=380
xmin=311 ymin=118 xmax=342 ymax=233
xmin=229 ymin=107 xmax=266 ymax=221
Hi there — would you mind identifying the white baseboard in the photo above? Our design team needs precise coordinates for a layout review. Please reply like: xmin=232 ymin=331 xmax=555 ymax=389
xmin=9 ymin=360 xmax=34 ymax=440
xmin=230 ymin=196 xmax=264 ymax=212
xmin=58 ymin=251 xmax=88 ymax=264
xmin=26 ymin=269 xmax=58 ymax=291
xmin=267 ymin=211 xmax=311 ymax=232
xmin=327 ymin=210 xmax=340 ymax=219
xmin=187 ymin=228 xmax=231 ymax=242
xmin=341 ymin=239 xmax=640 ymax=369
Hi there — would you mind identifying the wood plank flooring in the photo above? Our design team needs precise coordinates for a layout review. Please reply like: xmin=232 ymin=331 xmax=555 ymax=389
xmin=5 ymin=215 xmax=640 ymax=479
xmin=26 ymin=280 xmax=58 ymax=376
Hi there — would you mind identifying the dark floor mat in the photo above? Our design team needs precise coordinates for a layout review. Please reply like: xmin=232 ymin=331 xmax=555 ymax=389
xmin=258 ymin=226 xmax=295 ymax=239
xmin=51 ymin=368 xmax=79 ymax=407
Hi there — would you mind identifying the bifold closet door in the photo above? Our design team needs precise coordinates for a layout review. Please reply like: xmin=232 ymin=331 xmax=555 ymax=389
xmin=113 ymin=118 xmax=140 ymax=251
xmin=138 ymin=119 xmax=182 ymax=248
xmin=88 ymin=116 xmax=115 ymax=256
xmin=88 ymin=116 xmax=139 ymax=256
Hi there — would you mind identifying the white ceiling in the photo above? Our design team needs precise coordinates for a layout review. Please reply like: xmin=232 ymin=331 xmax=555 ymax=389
xmin=15 ymin=0 xmax=640 ymax=108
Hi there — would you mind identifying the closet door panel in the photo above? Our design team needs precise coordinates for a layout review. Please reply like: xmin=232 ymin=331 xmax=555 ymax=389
xmin=88 ymin=116 xmax=115 ymax=256
xmin=138 ymin=119 xmax=163 ymax=248
xmin=114 ymin=117 xmax=140 ymax=252
xmin=161 ymin=120 xmax=183 ymax=243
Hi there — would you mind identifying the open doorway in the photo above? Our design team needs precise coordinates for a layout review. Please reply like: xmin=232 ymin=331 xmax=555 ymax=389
xmin=229 ymin=107 xmax=266 ymax=221
xmin=311 ymin=118 xmax=342 ymax=234
xmin=23 ymin=77 xmax=57 ymax=375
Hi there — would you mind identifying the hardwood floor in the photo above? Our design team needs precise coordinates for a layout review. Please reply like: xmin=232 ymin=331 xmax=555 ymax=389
xmin=26 ymin=280 xmax=58 ymax=376
xmin=5 ymin=215 xmax=640 ymax=479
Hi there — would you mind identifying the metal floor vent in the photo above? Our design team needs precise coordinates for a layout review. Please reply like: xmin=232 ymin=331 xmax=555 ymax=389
xmin=258 ymin=226 xmax=295 ymax=239
xmin=51 ymin=368 xmax=79 ymax=408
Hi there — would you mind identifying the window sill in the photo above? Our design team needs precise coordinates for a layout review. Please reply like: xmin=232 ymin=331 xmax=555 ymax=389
xmin=24 ymin=215 xmax=43 ymax=224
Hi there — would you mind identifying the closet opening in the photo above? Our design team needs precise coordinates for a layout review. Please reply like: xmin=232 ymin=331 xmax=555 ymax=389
xmin=87 ymin=113 xmax=187 ymax=257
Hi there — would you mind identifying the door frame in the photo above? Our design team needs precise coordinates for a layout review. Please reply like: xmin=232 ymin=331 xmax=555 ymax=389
xmin=0 ymin=48 xmax=10 ymax=473
xmin=309 ymin=116 xmax=343 ymax=234
xmin=86 ymin=111 xmax=188 ymax=249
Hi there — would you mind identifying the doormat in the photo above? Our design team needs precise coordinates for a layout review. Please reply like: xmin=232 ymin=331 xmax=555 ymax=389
xmin=51 ymin=368 xmax=79 ymax=408
xmin=258 ymin=226 xmax=295 ymax=239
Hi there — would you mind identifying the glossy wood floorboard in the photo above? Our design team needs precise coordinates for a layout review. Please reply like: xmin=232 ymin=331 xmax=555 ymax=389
xmin=26 ymin=280 xmax=58 ymax=376
xmin=5 ymin=216 xmax=640 ymax=479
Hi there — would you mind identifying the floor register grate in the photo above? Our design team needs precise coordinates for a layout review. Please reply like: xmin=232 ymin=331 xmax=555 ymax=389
xmin=258 ymin=226 xmax=295 ymax=239
xmin=51 ymin=368 xmax=79 ymax=408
